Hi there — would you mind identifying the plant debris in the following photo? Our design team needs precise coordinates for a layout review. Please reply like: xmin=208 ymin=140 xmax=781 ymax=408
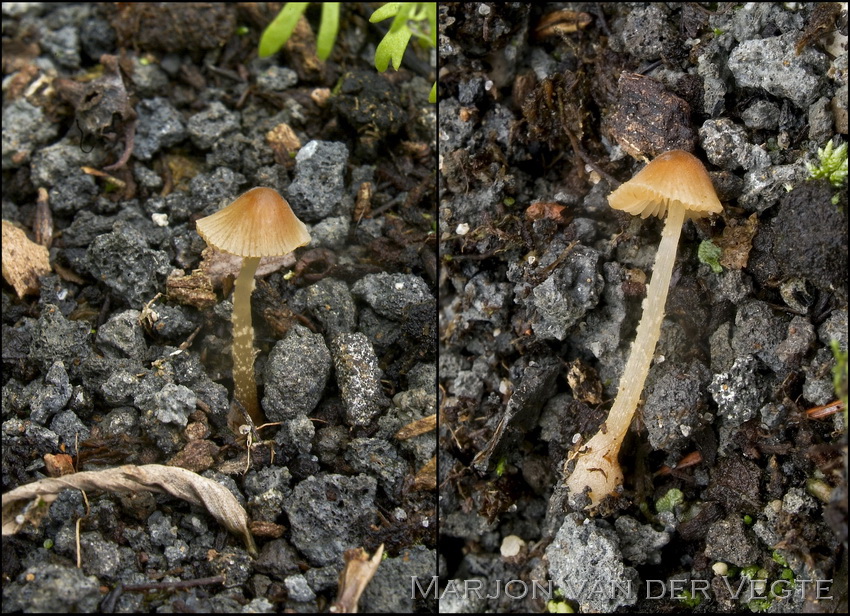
xmin=1 ymin=220 xmax=51 ymax=298
xmin=1 ymin=464 xmax=257 ymax=556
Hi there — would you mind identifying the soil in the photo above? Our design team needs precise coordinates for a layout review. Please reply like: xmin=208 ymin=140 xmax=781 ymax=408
xmin=2 ymin=3 xmax=436 ymax=613
xmin=438 ymin=2 xmax=847 ymax=614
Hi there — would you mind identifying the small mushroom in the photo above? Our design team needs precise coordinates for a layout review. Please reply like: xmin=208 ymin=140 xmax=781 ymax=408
xmin=565 ymin=150 xmax=722 ymax=509
xmin=195 ymin=187 xmax=311 ymax=426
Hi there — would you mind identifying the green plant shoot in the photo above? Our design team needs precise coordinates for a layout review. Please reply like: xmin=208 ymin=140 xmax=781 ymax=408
xmin=259 ymin=3 xmax=308 ymax=58
xmin=259 ymin=3 xmax=436 ymax=101
xmin=370 ymin=3 xmax=437 ymax=101
xmin=830 ymin=339 xmax=848 ymax=419
xmin=259 ymin=2 xmax=339 ymax=61
xmin=316 ymin=2 xmax=340 ymax=61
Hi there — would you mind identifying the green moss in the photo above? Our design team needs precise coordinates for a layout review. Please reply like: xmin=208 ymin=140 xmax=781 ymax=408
xmin=806 ymin=140 xmax=848 ymax=206
xmin=740 ymin=565 xmax=761 ymax=579
xmin=655 ymin=488 xmax=684 ymax=513
xmin=546 ymin=599 xmax=574 ymax=613
xmin=677 ymin=589 xmax=702 ymax=608
xmin=698 ymin=240 xmax=723 ymax=274
xmin=748 ymin=597 xmax=773 ymax=612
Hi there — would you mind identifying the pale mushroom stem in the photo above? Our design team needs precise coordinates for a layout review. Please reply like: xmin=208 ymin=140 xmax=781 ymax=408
xmin=232 ymin=256 xmax=263 ymax=425
xmin=565 ymin=205 xmax=685 ymax=505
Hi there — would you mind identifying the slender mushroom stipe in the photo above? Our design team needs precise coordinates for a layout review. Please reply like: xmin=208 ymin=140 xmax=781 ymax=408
xmin=565 ymin=150 xmax=722 ymax=509
xmin=195 ymin=187 xmax=311 ymax=427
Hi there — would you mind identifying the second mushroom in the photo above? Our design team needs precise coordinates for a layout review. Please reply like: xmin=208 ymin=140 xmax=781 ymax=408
xmin=195 ymin=187 xmax=311 ymax=427
xmin=564 ymin=150 xmax=723 ymax=509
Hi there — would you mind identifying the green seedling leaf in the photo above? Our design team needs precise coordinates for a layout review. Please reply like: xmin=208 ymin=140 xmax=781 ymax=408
xmin=316 ymin=2 xmax=340 ymax=61
xmin=259 ymin=2 xmax=309 ymax=58
xmin=370 ymin=2 xmax=403 ymax=23
xmin=425 ymin=2 xmax=437 ymax=48
xmin=374 ymin=3 xmax=414 ymax=71
xmin=429 ymin=82 xmax=437 ymax=103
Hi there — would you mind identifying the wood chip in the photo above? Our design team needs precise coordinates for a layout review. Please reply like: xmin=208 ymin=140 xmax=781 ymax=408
xmin=2 ymin=220 xmax=51 ymax=298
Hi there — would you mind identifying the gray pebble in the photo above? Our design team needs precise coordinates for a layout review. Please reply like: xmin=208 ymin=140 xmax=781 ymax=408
xmin=284 ymin=473 xmax=377 ymax=566
xmin=263 ymin=325 xmax=331 ymax=421
xmin=331 ymin=333 xmax=390 ymax=426
xmin=287 ymin=140 xmax=349 ymax=221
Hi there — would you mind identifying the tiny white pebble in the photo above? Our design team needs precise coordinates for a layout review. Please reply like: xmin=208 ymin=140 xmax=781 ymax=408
xmin=456 ymin=222 xmax=469 ymax=235
xmin=478 ymin=4 xmax=491 ymax=16
xmin=152 ymin=213 xmax=168 ymax=227
xmin=394 ymin=282 xmax=405 ymax=290
xmin=484 ymin=80 xmax=493 ymax=91
xmin=500 ymin=535 xmax=525 ymax=558
xmin=712 ymin=562 xmax=728 ymax=576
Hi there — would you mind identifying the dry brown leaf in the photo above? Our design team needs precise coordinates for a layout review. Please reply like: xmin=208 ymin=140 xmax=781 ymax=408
xmin=199 ymin=247 xmax=296 ymax=288
xmin=330 ymin=544 xmax=384 ymax=613
xmin=394 ymin=414 xmax=437 ymax=440
xmin=566 ymin=358 xmax=603 ymax=405
xmin=2 ymin=220 xmax=51 ymax=298
xmin=166 ymin=268 xmax=217 ymax=309
xmin=412 ymin=456 xmax=437 ymax=492
xmin=717 ymin=213 xmax=759 ymax=270
xmin=1 ymin=464 xmax=257 ymax=556
xmin=266 ymin=122 xmax=301 ymax=164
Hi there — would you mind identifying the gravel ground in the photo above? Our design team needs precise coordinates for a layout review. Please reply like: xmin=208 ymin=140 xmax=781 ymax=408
xmin=2 ymin=3 xmax=436 ymax=612
xmin=438 ymin=3 xmax=847 ymax=613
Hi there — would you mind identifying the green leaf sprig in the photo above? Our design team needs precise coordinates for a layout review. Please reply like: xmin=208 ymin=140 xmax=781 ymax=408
xmin=259 ymin=3 xmax=436 ymax=102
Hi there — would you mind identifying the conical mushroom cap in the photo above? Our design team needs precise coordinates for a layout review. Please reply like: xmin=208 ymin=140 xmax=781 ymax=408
xmin=196 ymin=187 xmax=311 ymax=257
xmin=608 ymin=150 xmax=723 ymax=220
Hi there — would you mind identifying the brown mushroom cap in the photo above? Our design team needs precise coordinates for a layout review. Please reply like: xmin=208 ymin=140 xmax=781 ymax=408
xmin=195 ymin=187 xmax=311 ymax=257
xmin=608 ymin=150 xmax=723 ymax=220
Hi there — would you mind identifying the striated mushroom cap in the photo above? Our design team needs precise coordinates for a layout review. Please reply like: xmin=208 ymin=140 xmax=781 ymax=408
xmin=195 ymin=187 xmax=311 ymax=257
xmin=608 ymin=150 xmax=723 ymax=220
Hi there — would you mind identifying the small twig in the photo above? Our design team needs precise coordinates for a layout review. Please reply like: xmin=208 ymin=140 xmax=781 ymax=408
xmin=204 ymin=63 xmax=245 ymax=82
xmin=120 ymin=575 xmax=226 ymax=592
xmin=173 ymin=325 xmax=203 ymax=354
xmin=103 ymin=119 xmax=137 ymax=172
xmin=368 ymin=192 xmax=406 ymax=218
xmin=806 ymin=399 xmax=846 ymax=419
xmin=564 ymin=127 xmax=621 ymax=188
xmin=76 ymin=489 xmax=91 ymax=569
xmin=34 ymin=187 xmax=53 ymax=248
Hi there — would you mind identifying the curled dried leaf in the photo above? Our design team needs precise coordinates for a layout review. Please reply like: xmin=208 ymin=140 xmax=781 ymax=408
xmin=1 ymin=464 xmax=257 ymax=556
